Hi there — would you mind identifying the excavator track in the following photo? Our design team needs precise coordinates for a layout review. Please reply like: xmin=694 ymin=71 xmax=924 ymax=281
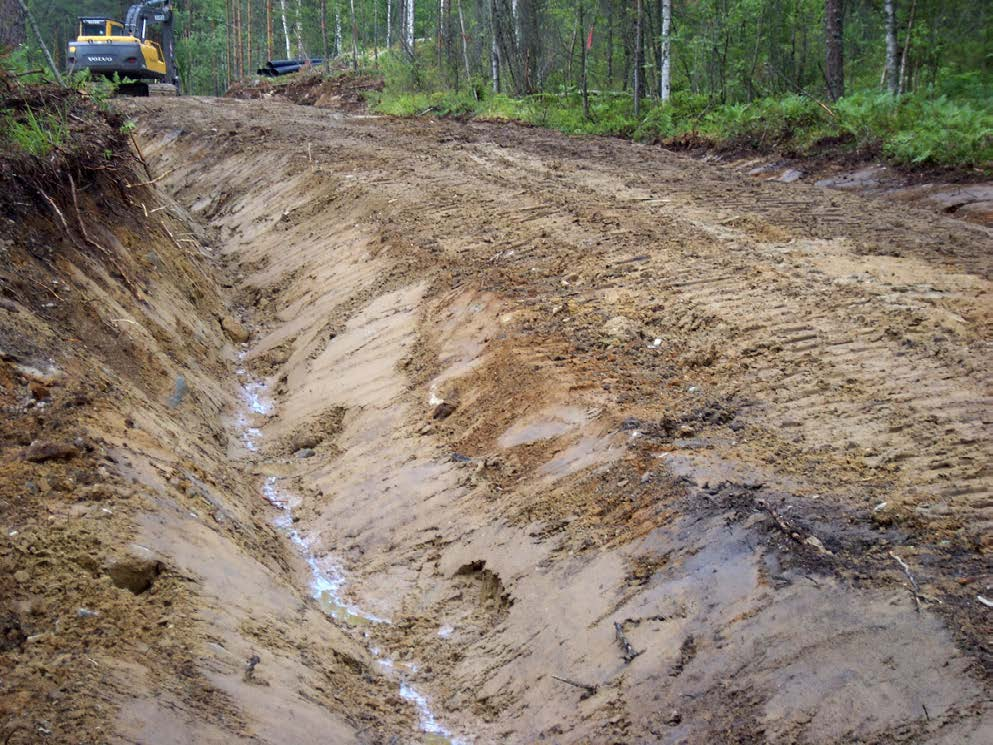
xmin=148 ymin=83 xmax=178 ymax=96
xmin=115 ymin=82 xmax=178 ymax=97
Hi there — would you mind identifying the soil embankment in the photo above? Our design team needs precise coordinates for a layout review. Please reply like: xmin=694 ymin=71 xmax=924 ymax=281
xmin=2 ymin=87 xmax=991 ymax=744
xmin=0 ymin=87 xmax=417 ymax=744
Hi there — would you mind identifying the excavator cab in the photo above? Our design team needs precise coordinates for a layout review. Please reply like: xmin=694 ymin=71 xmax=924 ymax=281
xmin=76 ymin=19 xmax=127 ymax=38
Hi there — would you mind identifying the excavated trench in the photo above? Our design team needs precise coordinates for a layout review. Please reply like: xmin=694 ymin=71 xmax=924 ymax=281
xmin=115 ymin=97 xmax=992 ymax=744
xmin=5 ymin=93 xmax=991 ymax=744
xmin=235 ymin=361 xmax=462 ymax=744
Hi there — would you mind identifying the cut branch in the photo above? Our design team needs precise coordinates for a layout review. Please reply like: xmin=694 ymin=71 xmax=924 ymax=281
xmin=551 ymin=675 xmax=598 ymax=698
xmin=614 ymin=620 xmax=643 ymax=663
xmin=890 ymin=551 xmax=923 ymax=613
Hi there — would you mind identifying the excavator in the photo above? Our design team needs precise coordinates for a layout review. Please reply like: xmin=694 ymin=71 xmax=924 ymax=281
xmin=66 ymin=0 xmax=179 ymax=96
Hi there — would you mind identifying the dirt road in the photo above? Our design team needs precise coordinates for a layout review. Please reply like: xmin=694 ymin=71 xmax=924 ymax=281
xmin=4 ymin=94 xmax=991 ymax=744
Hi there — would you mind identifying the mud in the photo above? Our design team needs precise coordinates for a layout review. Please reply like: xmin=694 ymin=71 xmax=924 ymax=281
xmin=728 ymin=156 xmax=993 ymax=228
xmin=2 ymin=91 xmax=991 ymax=743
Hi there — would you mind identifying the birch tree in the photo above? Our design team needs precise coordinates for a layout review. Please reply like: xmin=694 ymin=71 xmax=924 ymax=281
xmin=883 ymin=0 xmax=897 ymax=94
xmin=279 ymin=0 xmax=291 ymax=57
xmin=489 ymin=0 xmax=499 ymax=92
xmin=405 ymin=0 xmax=415 ymax=56
xmin=659 ymin=0 xmax=671 ymax=101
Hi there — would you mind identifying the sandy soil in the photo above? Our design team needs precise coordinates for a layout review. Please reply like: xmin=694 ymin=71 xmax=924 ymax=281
xmin=3 ymin=93 xmax=991 ymax=744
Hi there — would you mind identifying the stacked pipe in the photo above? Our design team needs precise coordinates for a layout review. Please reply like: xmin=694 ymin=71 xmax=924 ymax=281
xmin=256 ymin=59 xmax=325 ymax=77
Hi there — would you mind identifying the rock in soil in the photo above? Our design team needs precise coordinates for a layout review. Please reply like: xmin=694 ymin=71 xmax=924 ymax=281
xmin=221 ymin=315 xmax=251 ymax=343
xmin=22 ymin=441 xmax=79 ymax=462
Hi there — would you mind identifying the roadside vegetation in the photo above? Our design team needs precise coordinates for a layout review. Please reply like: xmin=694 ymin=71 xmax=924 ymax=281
xmin=372 ymin=79 xmax=993 ymax=169
xmin=6 ymin=0 xmax=992 ymax=169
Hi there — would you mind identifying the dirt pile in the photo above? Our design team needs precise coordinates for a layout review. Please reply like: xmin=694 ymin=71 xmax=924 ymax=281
xmin=226 ymin=70 xmax=384 ymax=112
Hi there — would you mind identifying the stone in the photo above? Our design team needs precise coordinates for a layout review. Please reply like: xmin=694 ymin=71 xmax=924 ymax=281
xmin=295 ymin=447 xmax=316 ymax=458
xmin=29 ymin=382 xmax=50 ymax=400
xmin=13 ymin=363 xmax=62 ymax=386
xmin=221 ymin=316 xmax=250 ymax=343
xmin=167 ymin=376 xmax=188 ymax=409
xmin=105 ymin=546 xmax=162 ymax=594
xmin=777 ymin=168 xmax=804 ymax=183
xmin=432 ymin=402 xmax=457 ymax=420
xmin=23 ymin=441 xmax=79 ymax=463
xmin=603 ymin=315 xmax=640 ymax=342
xmin=289 ymin=432 xmax=322 ymax=451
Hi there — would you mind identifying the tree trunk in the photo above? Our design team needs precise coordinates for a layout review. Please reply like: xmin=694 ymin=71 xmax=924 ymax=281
xmin=659 ymin=0 xmax=671 ymax=101
xmin=16 ymin=0 xmax=60 ymax=83
xmin=824 ymin=0 xmax=844 ymax=100
xmin=898 ymin=0 xmax=916 ymax=94
xmin=386 ymin=0 xmax=392 ymax=48
xmin=406 ymin=0 xmax=415 ymax=58
xmin=606 ymin=0 xmax=613 ymax=85
xmin=226 ymin=0 xmax=233 ymax=86
xmin=1 ymin=0 xmax=25 ymax=49
xmin=294 ymin=0 xmax=305 ymax=59
xmin=321 ymin=0 xmax=329 ymax=69
xmin=490 ymin=0 xmax=500 ymax=92
xmin=267 ymin=0 xmax=274 ymax=60
xmin=579 ymin=1 xmax=589 ymax=118
xmin=350 ymin=0 xmax=359 ymax=69
xmin=883 ymin=0 xmax=897 ymax=94
xmin=437 ymin=0 xmax=445 ymax=66
xmin=279 ymin=0 xmax=291 ymax=58
xmin=247 ymin=0 xmax=253 ymax=75
xmin=457 ymin=0 xmax=473 ymax=87
xmin=235 ymin=0 xmax=243 ymax=79
xmin=633 ymin=0 xmax=642 ymax=116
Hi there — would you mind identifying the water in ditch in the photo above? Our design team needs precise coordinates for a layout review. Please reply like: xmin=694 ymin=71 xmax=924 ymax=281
xmin=236 ymin=362 xmax=464 ymax=744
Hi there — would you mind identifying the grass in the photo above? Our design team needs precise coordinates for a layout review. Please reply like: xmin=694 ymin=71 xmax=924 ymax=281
xmin=370 ymin=78 xmax=993 ymax=170
xmin=2 ymin=105 xmax=69 ymax=158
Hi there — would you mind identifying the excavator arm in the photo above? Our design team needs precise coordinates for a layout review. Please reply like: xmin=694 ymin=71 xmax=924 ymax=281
xmin=124 ymin=0 xmax=179 ymax=90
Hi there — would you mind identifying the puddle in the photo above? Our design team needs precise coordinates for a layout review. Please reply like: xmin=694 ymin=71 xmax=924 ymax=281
xmin=497 ymin=405 xmax=588 ymax=448
xmin=400 ymin=683 xmax=463 ymax=744
xmin=537 ymin=431 xmax=624 ymax=480
xmin=234 ymin=353 xmax=271 ymax=452
xmin=264 ymin=476 xmax=385 ymax=627
xmin=237 ymin=373 xmax=464 ymax=744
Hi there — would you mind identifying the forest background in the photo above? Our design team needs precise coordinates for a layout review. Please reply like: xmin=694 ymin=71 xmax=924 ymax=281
xmin=3 ymin=0 xmax=992 ymax=167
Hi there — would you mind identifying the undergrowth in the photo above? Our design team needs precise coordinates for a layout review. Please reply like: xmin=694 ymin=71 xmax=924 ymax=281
xmin=370 ymin=69 xmax=993 ymax=170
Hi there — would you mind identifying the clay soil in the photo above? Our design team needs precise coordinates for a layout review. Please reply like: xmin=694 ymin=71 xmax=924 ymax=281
xmin=2 ymin=90 xmax=992 ymax=745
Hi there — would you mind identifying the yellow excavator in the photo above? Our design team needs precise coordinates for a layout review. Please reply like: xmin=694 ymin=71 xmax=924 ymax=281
xmin=66 ymin=0 xmax=179 ymax=96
